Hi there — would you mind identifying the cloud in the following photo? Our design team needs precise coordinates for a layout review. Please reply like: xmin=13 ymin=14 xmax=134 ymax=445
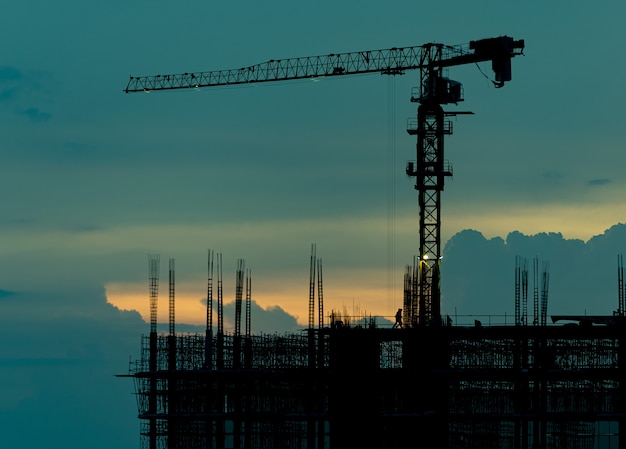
xmin=442 ymin=224 xmax=626 ymax=320
xmin=0 ymin=66 xmax=21 ymax=81
xmin=0 ymin=286 xmax=298 ymax=448
xmin=0 ymin=66 xmax=52 ymax=122
xmin=4 ymin=223 xmax=626 ymax=449
xmin=201 ymin=298 xmax=301 ymax=334
xmin=0 ymin=87 xmax=19 ymax=101
xmin=21 ymin=106 xmax=51 ymax=122
xmin=588 ymin=178 xmax=611 ymax=186
xmin=0 ymin=286 xmax=145 ymax=449
xmin=0 ymin=217 xmax=38 ymax=230
xmin=0 ymin=289 xmax=15 ymax=299
xmin=0 ymin=67 xmax=22 ymax=101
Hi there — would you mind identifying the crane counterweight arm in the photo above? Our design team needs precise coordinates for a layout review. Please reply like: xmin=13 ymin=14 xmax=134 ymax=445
xmin=124 ymin=36 xmax=523 ymax=93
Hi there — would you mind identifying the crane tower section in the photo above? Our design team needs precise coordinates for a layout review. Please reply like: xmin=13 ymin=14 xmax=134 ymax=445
xmin=404 ymin=37 xmax=523 ymax=326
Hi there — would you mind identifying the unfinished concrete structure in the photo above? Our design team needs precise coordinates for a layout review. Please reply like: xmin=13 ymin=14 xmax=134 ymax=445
xmin=121 ymin=252 xmax=626 ymax=449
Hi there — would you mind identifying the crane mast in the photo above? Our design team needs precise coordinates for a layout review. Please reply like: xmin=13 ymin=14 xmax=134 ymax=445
xmin=126 ymin=36 xmax=524 ymax=327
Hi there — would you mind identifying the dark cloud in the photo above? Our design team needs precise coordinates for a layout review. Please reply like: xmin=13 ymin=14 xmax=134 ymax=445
xmin=0 ymin=87 xmax=19 ymax=101
xmin=0 ymin=66 xmax=21 ymax=81
xmin=200 ymin=298 xmax=300 ymax=334
xmin=0 ymin=66 xmax=53 ymax=122
xmin=353 ymin=315 xmax=394 ymax=328
xmin=246 ymin=303 xmax=300 ymax=334
xmin=442 ymin=224 xmax=626 ymax=320
xmin=588 ymin=178 xmax=611 ymax=186
xmin=0 ymin=287 xmax=145 ymax=449
xmin=21 ymin=106 xmax=51 ymax=122
xmin=0 ymin=289 xmax=15 ymax=299
xmin=0 ymin=217 xmax=38 ymax=229
xmin=0 ymin=67 xmax=22 ymax=102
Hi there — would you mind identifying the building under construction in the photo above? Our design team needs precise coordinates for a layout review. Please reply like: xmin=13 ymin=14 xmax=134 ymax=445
xmin=121 ymin=252 xmax=626 ymax=449
xmin=121 ymin=36 xmax=626 ymax=448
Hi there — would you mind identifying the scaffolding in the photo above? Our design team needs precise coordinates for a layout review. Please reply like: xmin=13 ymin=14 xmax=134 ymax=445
xmin=121 ymin=253 xmax=626 ymax=449
xmin=124 ymin=320 xmax=626 ymax=449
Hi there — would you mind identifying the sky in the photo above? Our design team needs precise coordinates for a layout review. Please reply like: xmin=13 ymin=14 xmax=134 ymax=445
xmin=1 ymin=1 xmax=626 ymax=448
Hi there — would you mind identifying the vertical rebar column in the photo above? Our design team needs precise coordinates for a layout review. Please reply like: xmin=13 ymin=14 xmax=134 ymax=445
xmin=618 ymin=254 xmax=624 ymax=316
xmin=215 ymin=252 xmax=224 ymax=449
xmin=540 ymin=261 xmax=549 ymax=327
xmin=513 ymin=311 xmax=530 ymax=449
xmin=244 ymin=268 xmax=252 ymax=449
xmin=167 ymin=257 xmax=177 ymax=449
xmin=403 ymin=265 xmax=411 ymax=328
xmin=148 ymin=253 xmax=160 ymax=449
xmin=206 ymin=249 xmax=214 ymax=370
xmin=307 ymin=244 xmax=317 ymax=449
xmin=244 ymin=268 xmax=253 ymax=368
xmin=411 ymin=257 xmax=419 ymax=326
xmin=245 ymin=268 xmax=251 ymax=338
xmin=533 ymin=257 xmax=539 ymax=326
xmin=317 ymin=258 xmax=324 ymax=330
xmin=217 ymin=252 xmax=224 ymax=369
xmin=309 ymin=244 xmax=316 ymax=330
xmin=169 ymin=258 xmax=175 ymax=336
xmin=234 ymin=259 xmax=245 ymax=368
xmin=316 ymin=258 xmax=325 ymax=449
xmin=235 ymin=259 xmax=244 ymax=338
xmin=233 ymin=259 xmax=245 ymax=449
xmin=522 ymin=258 xmax=528 ymax=325
xmin=205 ymin=253 xmax=215 ymax=449
xmin=402 ymin=265 xmax=415 ymax=328
xmin=516 ymin=256 xmax=531 ymax=326
xmin=149 ymin=254 xmax=160 ymax=334
xmin=317 ymin=258 xmax=325 ymax=362
xmin=515 ymin=256 xmax=521 ymax=325
xmin=217 ymin=254 xmax=223 ymax=334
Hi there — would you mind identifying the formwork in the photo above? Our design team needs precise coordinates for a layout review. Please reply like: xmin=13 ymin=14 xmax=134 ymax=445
xmin=126 ymin=317 xmax=626 ymax=449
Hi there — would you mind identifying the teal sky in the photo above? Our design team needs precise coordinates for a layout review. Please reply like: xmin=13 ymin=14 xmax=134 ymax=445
xmin=1 ymin=1 xmax=626 ymax=447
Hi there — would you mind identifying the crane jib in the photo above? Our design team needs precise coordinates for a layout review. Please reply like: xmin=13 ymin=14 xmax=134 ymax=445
xmin=124 ymin=36 xmax=524 ymax=93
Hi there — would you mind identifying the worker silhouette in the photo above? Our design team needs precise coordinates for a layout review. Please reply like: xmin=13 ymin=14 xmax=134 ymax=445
xmin=393 ymin=308 xmax=403 ymax=328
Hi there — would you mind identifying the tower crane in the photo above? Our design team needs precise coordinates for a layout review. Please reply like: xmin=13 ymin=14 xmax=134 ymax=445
xmin=125 ymin=36 xmax=524 ymax=327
